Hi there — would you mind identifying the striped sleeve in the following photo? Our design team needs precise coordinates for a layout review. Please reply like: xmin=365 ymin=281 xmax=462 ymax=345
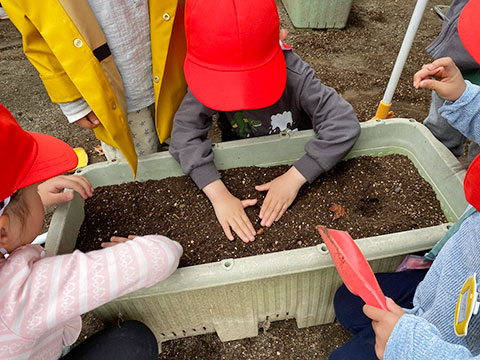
xmin=1 ymin=236 xmax=182 ymax=340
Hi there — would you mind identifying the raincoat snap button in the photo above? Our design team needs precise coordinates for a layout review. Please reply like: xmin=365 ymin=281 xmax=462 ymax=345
xmin=153 ymin=75 xmax=160 ymax=83
xmin=163 ymin=13 xmax=171 ymax=21
xmin=74 ymin=39 xmax=83 ymax=48
xmin=112 ymin=103 xmax=116 ymax=110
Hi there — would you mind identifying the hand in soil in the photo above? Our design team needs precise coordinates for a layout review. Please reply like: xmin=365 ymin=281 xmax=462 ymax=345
xmin=38 ymin=175 xmax=93 ymax=206
xmin=363 ymin=298 xmax=405 ymax=360
xmin=203 ymin=179 xmax=257 ymax=242
xmin=101 ymin=235 xmax=136 ymax=248
xmin=256 ymin=166 xmax=306 ymax=227
xmin=413 ymin=57 xmax=466 ymax=102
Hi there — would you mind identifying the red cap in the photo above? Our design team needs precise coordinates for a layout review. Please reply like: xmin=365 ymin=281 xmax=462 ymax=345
xmin=0 ymin=104 xmax=78 ymax=200
xmin=458 ymin=0 xmax=480 ymax=65
xmin=464 ymin=154 xmax=480 ymax=211
xmin=184 ymin=0 xmax=286 ymax=111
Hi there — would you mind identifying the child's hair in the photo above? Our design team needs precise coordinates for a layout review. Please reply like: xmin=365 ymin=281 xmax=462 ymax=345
xmin=4 ymin=189 xmax=28 ymax=227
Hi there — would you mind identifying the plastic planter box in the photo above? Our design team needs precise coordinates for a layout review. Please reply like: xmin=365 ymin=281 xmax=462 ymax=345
xmin=281 ymin=0 xmax=353 ymax=29
xmin=47 ymin=119 xmax=467 ymax=349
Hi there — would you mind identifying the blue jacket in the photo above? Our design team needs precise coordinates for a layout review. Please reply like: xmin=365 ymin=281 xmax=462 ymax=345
xmin=386 ymin=81 xmax=480 ymax=359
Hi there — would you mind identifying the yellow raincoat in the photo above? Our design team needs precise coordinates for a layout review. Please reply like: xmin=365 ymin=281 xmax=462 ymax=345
xmin=3 ymin=0 xmax=187 ymax=176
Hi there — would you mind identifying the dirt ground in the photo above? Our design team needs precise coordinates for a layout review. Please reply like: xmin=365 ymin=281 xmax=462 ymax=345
xmin=0 ymin=0 xmax=447 ymax=358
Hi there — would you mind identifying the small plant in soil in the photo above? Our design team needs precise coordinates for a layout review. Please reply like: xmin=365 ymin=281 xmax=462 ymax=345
xmin=76 ymin=154 xmax=446 ymax=267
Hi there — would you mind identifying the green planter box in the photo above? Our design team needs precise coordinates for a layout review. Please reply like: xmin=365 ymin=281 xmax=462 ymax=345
xmin=281 ymin=0 xmax=353 ymax=29
xmin=46 ymin=119 xmax=467 ymax=349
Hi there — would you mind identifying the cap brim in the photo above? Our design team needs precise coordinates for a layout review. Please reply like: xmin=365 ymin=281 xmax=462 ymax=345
xmin=17 ymin=132 xmax=78 ymax=189
xmin=458 ymin=0 xmax=480 ymax=65
xmin=185 ymin=46 xmax=286 ymax=111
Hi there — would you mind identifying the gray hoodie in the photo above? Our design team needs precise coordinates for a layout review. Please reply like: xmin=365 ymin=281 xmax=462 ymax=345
xmin=170 ymin=49 xmax=360 ymax=189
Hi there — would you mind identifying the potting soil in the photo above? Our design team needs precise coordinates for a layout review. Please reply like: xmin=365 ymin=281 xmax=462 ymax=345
xmin=76 ymin=154 xmax=446 ymax=267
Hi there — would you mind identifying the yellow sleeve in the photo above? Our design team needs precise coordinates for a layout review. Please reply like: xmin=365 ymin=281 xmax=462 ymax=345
xmin=3 ymin=1 xmax=82 ymax=102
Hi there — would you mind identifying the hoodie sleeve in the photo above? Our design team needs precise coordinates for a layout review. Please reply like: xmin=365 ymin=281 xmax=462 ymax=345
xmin=169 ymin=89 xmax=220 ymax=189
xmin=290 ymin=53 xmax=361 ymax=183
xmin=385 ymin=314 xmax=479 ymax=360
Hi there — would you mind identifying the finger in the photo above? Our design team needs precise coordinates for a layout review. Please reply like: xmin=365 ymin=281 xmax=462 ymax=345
xmin=87 ymin=112 xmax=100 ymax=127
xmin=127 ymin=235 xmax=137 ymax=240
xmin=274 ymin=203 xmax=289 ymax=222
xmin=259 ymin=190 xmax=274 ymax=220
xmin=56 ymin=176 xmax=93 ymax=198
xmin=75 ymin=117 xmax=97 ymax=130
xmin=220 ymin=221 xmax=235 ymax=241
xmin=239 ymin=211 xmax=256 ymax=239
xmin=280 ymin=28 xmax=288 ymax=41
xmin=231 ymin=220 xmax=251 ymax=243
xmin=261 ymin=198 xmax=279 ymax=227
xmin=47 ymin=192 xmax=75 ymax=204
xmin=386 ymin=297 xmax=404 ymax=315
xmin=255 ymin=182 xmax=271 ymax=192
xmin=265 ymin=201 xmax=284 ymax=227
xmin=363 ymin=304 xmax=385 ymax=321
xmin=101 ymin=242 xmax=118 ymax=248
xmin=241 ymin=198 xmax=258 ymax=208
xmin=109 ymin=236 xmax=130 ymax=243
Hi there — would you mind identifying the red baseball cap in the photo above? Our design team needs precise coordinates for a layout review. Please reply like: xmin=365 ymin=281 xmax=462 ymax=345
xmin=458 ymin=0 xmax=480 ymax=65
xmin=184 ymin=0 xmax=286 ymax=111
xmin=464 ymin=154 xmax=480 ymax=211
xmin=0 ymin=104 xmax=78 ymax=201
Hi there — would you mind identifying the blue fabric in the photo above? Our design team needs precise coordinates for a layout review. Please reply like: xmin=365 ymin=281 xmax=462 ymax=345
xmin=62 ymin=320 xmax=158 ymax=360
xmin=384 ymin=82 xmax=480 ymax=360
xmin=424 ymin=206 xmax=477 ymax=260
xmin=329 ymin=270 xmax=428 ymax=360
xmin=332 ymin=82 xmax=480 ymax=360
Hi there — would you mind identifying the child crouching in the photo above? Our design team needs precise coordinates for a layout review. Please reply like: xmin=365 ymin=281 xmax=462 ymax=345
xmin=0 ymin=104 xmax=182 ymax=360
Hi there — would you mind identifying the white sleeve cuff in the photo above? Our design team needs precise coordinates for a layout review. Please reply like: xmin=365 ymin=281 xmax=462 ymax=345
xmin=57 ymin=98 xmax=92 ymax=123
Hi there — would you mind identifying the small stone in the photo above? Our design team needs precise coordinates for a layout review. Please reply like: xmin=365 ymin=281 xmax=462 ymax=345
xmin=394 ymin=187 xmax=401 ymax=193
xmin=256 ymin=228 xmax=264 ymax=235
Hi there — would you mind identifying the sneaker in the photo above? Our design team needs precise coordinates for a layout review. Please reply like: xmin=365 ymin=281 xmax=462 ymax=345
xmin=0 ymin=8 xmax=9 ymax=20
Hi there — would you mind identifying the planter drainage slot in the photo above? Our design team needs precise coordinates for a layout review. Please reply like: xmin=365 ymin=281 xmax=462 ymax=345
xmin=222 ymin=259 xmax=234 ymax=270
xmin=317 ymin=243 xmax=329 ymax=255
xmin=46 ymin=119 xmax=468 ymax=349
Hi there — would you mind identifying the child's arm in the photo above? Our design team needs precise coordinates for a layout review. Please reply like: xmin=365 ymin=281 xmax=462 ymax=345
xmin=170 ymin=90 xmax=257 ymax=242
xmin=256 ymin=54 xmax=360 ymax=226
xmin=1 ymin=235 xmax=182 ymax=342
xmin=365 ymin=298 xmax=479 ymax=360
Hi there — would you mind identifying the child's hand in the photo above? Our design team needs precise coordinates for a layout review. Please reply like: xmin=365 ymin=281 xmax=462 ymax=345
xmin=255 ymin=167 xmax=306 ymax=227
xmin=101 ymin=235 xmax=136 ymax=248
xmin=75 ymin=111 xmax=100 ymax=129
xmin=38 ymin=175 xmax=93 ymax=206
xmin=363 ymin=298 xmax=406 ymax=360
xmin=413 ymin=57 xmax=466 ymax=102
xmin=203 ymin=179 xmax=257 ymax=242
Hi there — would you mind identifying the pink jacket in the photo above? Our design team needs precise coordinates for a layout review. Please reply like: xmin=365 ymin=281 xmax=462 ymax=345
xmin=0 ymin=235 xmax=182 ymax=360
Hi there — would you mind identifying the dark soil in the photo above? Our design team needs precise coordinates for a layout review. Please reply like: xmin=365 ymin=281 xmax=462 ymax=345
xmin=157 ymin=320 xmax=352 ymax=360
xmin=76 ymin=154 xmax=446 ymax=267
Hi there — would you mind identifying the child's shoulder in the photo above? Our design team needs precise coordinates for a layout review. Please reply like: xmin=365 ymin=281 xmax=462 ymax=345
xmin=282 ymin=47 xmax=312 ymax=77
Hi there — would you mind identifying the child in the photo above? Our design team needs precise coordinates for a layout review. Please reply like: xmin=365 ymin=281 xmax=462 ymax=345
xmin=169 ymin=0 xmax=360 ymax=243
xmin=2 ymin=0 xmax=187 ymax=175
xmin=330 ymin=1 xmax=480 ymax=358
xmin=0 ymin=104 xmax=183 ymax=359
xmin=423 ymin=0 xmax=480 ymax=163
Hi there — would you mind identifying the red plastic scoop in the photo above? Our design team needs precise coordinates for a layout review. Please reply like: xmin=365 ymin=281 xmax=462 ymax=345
xmin=318 ymin=225 xmax=388 ymax=310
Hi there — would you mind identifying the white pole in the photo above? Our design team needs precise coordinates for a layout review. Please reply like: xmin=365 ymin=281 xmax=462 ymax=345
xmin=382 ymin=0 xmax=429 ymax=104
